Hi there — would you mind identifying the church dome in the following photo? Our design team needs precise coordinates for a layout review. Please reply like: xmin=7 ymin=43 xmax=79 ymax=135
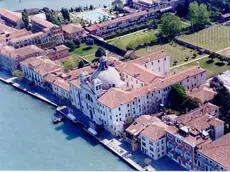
xmin=92 ymin=56 xmax=123 ymax=89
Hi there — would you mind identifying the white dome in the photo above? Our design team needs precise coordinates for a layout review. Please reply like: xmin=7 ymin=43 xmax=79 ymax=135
xmin=92 ymin=66 xmax=122 ymax=89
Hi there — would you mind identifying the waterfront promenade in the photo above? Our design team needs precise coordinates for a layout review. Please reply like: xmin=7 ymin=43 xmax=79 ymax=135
xmin=0 ymin=69 xmax=185 ymax=171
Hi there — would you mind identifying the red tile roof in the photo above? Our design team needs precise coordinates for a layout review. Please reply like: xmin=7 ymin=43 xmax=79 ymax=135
xmin=141 ymin=124 xmax=165 ymax=141
xmin=0 ymin=9 xmax=22 ymax=23
xmin=187 ymin=85 xmax=216 ymax=103
xmin=198 ymin=133 xmax=230 ymax=170
xmin=98 ymin=66 xmax=206 ymax=109
xmin=62 ymin=23 xmax=83 ymax=34
xmin=129 ymin=50 xmax=168 ymax=65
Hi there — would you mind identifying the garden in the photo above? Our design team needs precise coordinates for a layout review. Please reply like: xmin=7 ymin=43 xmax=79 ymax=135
xmin=177 ymin=25 xmax=230 ymax=52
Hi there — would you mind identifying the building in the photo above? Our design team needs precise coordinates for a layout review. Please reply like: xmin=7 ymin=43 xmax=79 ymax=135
xmin=186 ymin=85 xmax=216 ymax=103
xmin=139 ymin=118 xmax=168 ymax=160
xmin=45 ymin=45 xmax=69 ymax=61
xmin=62 ymin=23 xmax=85 ymax=40
xmin=8 ymin=27 xmax=64 ymax=49
xmin=126 ymin=0 xmax=180 ymax=11
xmin=0 ymin=45 xmax=44 ymax=72
xmin=0 ymin=9 xmax=24 ymax=29
xmin=20 ymin=56 xmax=62 ymax=87
xmin=165 ymin=103 xmax=224 ymax=170
xmin=195 ymin=133 xmax=230 ymax=171
xmin=86 ymin=10 xmax=155 ymax=36
xmin=30 ymin=16 xmax=58 ymax=33
xmin=0 ymin=24 xmax=31 ymax=44
xmin=69 ymin=50 xmax=207 ymax=136
xmin=125 ymin=115 xmax=154 ymax=151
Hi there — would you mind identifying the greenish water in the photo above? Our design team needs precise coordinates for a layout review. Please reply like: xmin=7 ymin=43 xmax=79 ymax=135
xmin=0 ymin=82 xmax=132 ymax=170
xmin=0 ymin=0 xmax=115 ymax=11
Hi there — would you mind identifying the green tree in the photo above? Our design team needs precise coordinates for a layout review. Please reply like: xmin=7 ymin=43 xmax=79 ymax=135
xmin=188 ymin=2 xmax=210 ymax=28
xmin=95 ymin=47 xmax=106 ymax=58
xmin=168 ymin=84 xmax=188 ymax=110
xmin=45 ymin=12 xmax=61 ymax=26
xmin=78 ymin=60 xmax=85 ymax=68
xmin=61 ymin=8 xmax=70 ymax=21
xmin=176 ymin=0 xmax=189 ymax=17
xmin=22 ymin=9 xmax=29 ymax=30
xmin=64 ymin=40 xmax=75 ymax=51
xmin=85 ymin=38 xmax=94 ymax=47
xmin=160 ymin=13 xmax=182 ymax=37
xmin=12 ymin=70 xmax=23 ymax=78
xmin=73 ymin=39 xmax=81 ymax=48
xmin=111 ymin=0 xmax=123 ymax=9
xmin=63 ymin=57 xmax=77 ymax=71
xmin=182 ymin=97 xmax=202 ymax=111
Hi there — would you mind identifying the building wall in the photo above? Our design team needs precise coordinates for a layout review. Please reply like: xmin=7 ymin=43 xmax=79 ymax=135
xmin=0 ymin=54 xmax=18 ymax=72
xmin=20 ymin=64 xmax=43 ymax=86
xmin=140 ymin=55 xmax=170 ymax=75
xmin=52 ymin=84 xmax=70 ymax=100
xmin=63 ymin=30 xmax=85 ymax=40
xmin=194 ymin=152 xmax=227 ymax=171
xmin=46 ymin=48 xmax=69 ymax=61
xmin=140 ymin=134 xmax=166 ymax=160
xmin=166 ymin=132 xmax=194 ymax=170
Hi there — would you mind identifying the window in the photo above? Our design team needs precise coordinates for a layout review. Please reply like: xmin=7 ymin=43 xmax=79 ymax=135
xmin=167 ymin=133 xmax=173 ymax=139
xmin=142 ymin=137 xmax=146 ymax=141
xmin=118 ymin=107 xmax=121 ymax=111
xmin=176 ymin=147 xmax=182 ymax=156
xmin=150 ymin=147 xmax=153 ymax=152
xmin=185 ymin=152 xmax=192 ymax=162
xmin=142 ymin=142 xmax=146 ymax=147
xmin=149 ymin=141 xmax=153 ymax=145
xmin=185 ymin=144 xmax=191 ymax=150
xmin=176 ymin=138 xmax=181 ymax=144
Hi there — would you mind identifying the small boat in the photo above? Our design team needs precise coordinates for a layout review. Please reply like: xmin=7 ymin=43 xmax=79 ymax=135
xmin=51 ymin=114 xmax=65 ymax=124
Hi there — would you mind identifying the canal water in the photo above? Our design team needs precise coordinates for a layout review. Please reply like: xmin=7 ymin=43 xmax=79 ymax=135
xmin=0 ymin=0 xmax=117 ymax=11
xmin=0 ymin=82 xmax=132 ymax=170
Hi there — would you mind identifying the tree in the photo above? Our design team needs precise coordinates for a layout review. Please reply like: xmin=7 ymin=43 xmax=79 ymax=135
xmin=78 ymin=60 xmax=85 ymax=68
xmin=89 ymin=5 xmax=94 ymax=11
xmin=45 ymin=12 xmax=61 ymax=25
xmin=111 ymin=0 xmax=123 ymax=9
xmin=188 ymin=2 xmax=210 ymax=28
xmin=176 ymin=0 xmax=189 ymax=17
xmin=73 ymin=39 xmax=81 ymax=48
xmin=168 ymin=84 xmax=188 ymax=110
xmin=64 ymin=40 xmax=75 ymax=51
xmin=63 ymin=57 xmax=77 ymax=71
xmin=208 ymin=52 xmax=216 ymax=61
xmin=95 ymin=47 xmax=106 ymax=57
xmin=160 ymin=13 xmax=182 ymax=37
xmin=182 ymin=97 xmax=202 ymax=111
xmin=61 ymin=8 xmax=70 ymax=21
xmin=85 ymin=38 xmax=94 ymax=47
xmin=209 ymin=77 xmax=230 ymax=131
xmin=12 ymin=70 xmax=23 ymax=78
xmin=22 ymin=9 xmax=29 ymax=30
xmin=209 ymin=6 xmax=222 ymax=22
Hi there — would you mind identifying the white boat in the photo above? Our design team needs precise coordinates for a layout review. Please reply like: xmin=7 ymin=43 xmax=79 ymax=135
xmin=66 ymin=113 xmax=78 ymax=123
xmin=88 ymin=128 xmax=97 ymax=136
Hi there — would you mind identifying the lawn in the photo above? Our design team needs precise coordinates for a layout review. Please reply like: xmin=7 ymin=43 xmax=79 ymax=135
xmin=173 ymin=58 xmax=230 ymax=78
xmin=107 ymin=29 xmax=157 ymax=50
xmin=70 ymin=43 xmax=99 ymax=57
xmin=136 ymin=42 xmax=204 ymax=66
xmin=177 ymin=25 xmax=230 ymax=52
